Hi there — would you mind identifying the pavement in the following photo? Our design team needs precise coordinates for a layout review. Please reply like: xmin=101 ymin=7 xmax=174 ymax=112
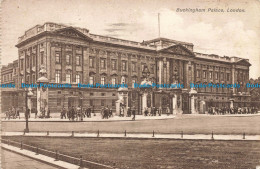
xmin=2 ymin=131 xmax=260 ymax=141
xmin=2 ymin=113 xmax=260 ymax=122
xmin=1 ymin=148 xmax=58 ymax=169
xmin=2 ymin=114 xmax=175 ymax=122
xmin=1 ymin=144 xmax=83 ymax=169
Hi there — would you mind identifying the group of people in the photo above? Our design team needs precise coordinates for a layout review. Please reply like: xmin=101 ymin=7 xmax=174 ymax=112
xmin=143 ymin=107 xmax=170 ymax=116
xmin=5 ymin=107 xmax=20 ymax=119
xmin=60 ymin=106 xmax=92 ymax=121
xmin=208 ymin=106 xmax=259 ymax=115
xmin=119 ymin=106 xmax=136 ymax=120
xmin=37 ymin=108 xmax=51 ymax=119
xmin=4 ymin=106 xmax=51 ymax=119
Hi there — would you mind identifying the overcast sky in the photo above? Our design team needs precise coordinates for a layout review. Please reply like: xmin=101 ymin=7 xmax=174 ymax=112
xmin=1 ymin=0 xmax=260 ymax=78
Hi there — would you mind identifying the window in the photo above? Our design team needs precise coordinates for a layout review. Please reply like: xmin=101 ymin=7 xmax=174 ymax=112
xmin=122 ymin=61 xmax=127 ymax=71
xmin=101 ymin=93 xmax=105 ymax=96
xmin=89 ymin=57 xmax=94 ymax=68
xmin=90 ymin=93 xmax=94 ymax=96
xmin=101 ymin=100 xmax=105 ymax=106
xmin=141 ymin=64 xmax=145 ymax=72
xmin=20 ymin=59 xmax=24 ymax=69
xmin=90 ymin=100 xmax=93 ymax=106
xmin=150 ymin=65 xmax=154 ymax=74
xmin=76 ymin=74 xmax=81 ymax=83
xmin=112 ymin=100 xmax=115 ymax=106
xmin=196 ymin=70 xmax=200 ymax=78
xmin=57 ymin=98 xmax=61 ymax=106
xmin=132 ymin=79 xmax=136 ymax=88
xmin=55 ymin=53 xmax=60 ymax=63
xmin=32 ymin=74 xmax=35 ymax=83
xmin=66 ymin=54 xmax=71 ymax=65
xmin=89 ymin=76 xmax=94 ymax=85
xmin=112 ymin=78 xmax=116 ymax=85
xmin=132 ymin=62 xmax=136 ymax=72
xmin=215 ymin=72 xmax=219 ymax=80
xmin=221 ymin=72 xmax=224 ymax=80
xmin=26 ymin=75 xmax=30 ymax=83
xmin=66 ymin=74 xmax=71 ymax=83
xmin=227 ymin=73 xmax=230 ymax=81
xmin=111 ymin=59 xmax=117 ymax=70
xmin=121 ymin=76 xmax=126 ymax=84
xmin=76 ymin=55 xmax=81 ymax=65
xmin=203 ymin=71 xmax=207 ymax=79
xmin=209 ymin=71 xmax=213 ymax=79
xmin=101 ymin=77 xmax=105 ymax=85
xmin=100 ymin=58 xmax=106 ymax=69
xmin=55 ymin=70 xmax=61 ymax=83
xmin=27 ymin=57 xmax=30 ymax=68
xmin=32 ymin=55 xmax=35 ymax=66
xmin=40 ymin=51 xmax=44 ymax=64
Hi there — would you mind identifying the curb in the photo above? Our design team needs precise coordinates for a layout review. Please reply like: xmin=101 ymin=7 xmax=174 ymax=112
xmin=3 ymin=132 xmax=260 ymax=141
xmin=1 ymin=143 xmax=84 ymax=169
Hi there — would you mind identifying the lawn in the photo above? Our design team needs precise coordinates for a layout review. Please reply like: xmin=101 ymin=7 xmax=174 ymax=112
xmin=3 ymin=136 xmax=260 ymax=169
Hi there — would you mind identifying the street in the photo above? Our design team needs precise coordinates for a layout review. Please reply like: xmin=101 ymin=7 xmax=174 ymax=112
xmin=2 ymin=114 xmax=260 ymax=134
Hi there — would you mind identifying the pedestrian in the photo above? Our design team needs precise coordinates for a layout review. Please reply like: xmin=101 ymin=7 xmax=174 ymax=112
xmin=166 ymin=106 xmax=170 ymax=116
xmin=17 ymin=108 xmax=20 ymax=119
xmin=46 ymin=108 xmax=51 ymax=118
xmin=158 ymin=106 xmax=162 ymax=116
xmin=132 ymin=106 xmax=136 ymax=121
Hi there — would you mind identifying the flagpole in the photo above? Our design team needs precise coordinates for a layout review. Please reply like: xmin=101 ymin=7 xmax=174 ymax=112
xmin=158 ymin=13 xmax=160 ymax=38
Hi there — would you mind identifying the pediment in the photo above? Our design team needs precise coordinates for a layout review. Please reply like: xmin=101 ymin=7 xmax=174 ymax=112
xmin=236 ymin=59 xmax=251 ymax=66
xmin=53 ymin=27 xmax=93 ymax=41
xmin=159 ymin=44 xmax=195 ymax=57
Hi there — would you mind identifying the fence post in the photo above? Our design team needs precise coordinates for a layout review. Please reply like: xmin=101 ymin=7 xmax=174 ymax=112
xmin=55 ymin=150 xmax=59 ymax=161
xmin=243 ymin=132 xmax=245 ymax=139
xmin=35 ymin=146 xmax=39 ymax=155
xmin=152 ymin=130 xmax=155 ymax=137
xmin=124 ymin=130 xmax=126 ymax=137
xmin=181 ymin=131 xmax=183 ymax=139
xmin=47 ymin=131 xmax=49 ymax=136
xmin=71 ymin=131 xmax=74 ymax=137
xmin=97 ymin=130 xmax=99 ymax=137
xmin=20 ymin=141 xmax=23 ymax=150
xmin=211 ymin=131 xmax=214 ymax=140
xmin=79 ymin=155 xmax=83 ymax=168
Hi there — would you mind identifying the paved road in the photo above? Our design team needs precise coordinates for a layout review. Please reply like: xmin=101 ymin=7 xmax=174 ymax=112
xmin=2 ymin=115 xmax=260 ymax=134
xmin=1 ymin=149 xmax=58 ymax=169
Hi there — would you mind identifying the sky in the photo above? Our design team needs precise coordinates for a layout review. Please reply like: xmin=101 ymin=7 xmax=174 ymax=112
xmin=1 ymin=0 xmax=260 ymax=78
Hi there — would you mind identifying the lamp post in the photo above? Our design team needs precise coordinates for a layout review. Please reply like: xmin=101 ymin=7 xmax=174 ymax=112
xmin=24 ymin=88 xmax=33 ymax=133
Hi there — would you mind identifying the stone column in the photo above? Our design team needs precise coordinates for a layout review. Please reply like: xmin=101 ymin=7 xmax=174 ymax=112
xmin=142 ymin=93 xmax=147 ymax=114
xmin=158 ymin=60 xmax=163 ymax=85
xmin=116 ymin=100 xmax=120 ymax=116
xmin=172 ymin=94 xmax=177 ymax=114
xmin=178 ymin=94 xmax=183 ymax=114
xmin=37 ymin=88 xmax=41 ymax=114
xmin=191 ymin=95 xmax=196 ymax=114
xmin=230 ymin=100 xmax=234 ymax=109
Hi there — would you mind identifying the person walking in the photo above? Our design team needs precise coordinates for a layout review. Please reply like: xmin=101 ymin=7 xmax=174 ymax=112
xmin=132 ymin=106 xmax=136 ymax=121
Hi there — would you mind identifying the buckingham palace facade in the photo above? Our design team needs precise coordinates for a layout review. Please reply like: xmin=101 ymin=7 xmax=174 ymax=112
xmin=1 ymin=22 xmax=251 ymax=114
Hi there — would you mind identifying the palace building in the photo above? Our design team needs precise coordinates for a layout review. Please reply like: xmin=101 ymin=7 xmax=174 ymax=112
xmin=1 ymin=22 xmax=251 ymax=114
